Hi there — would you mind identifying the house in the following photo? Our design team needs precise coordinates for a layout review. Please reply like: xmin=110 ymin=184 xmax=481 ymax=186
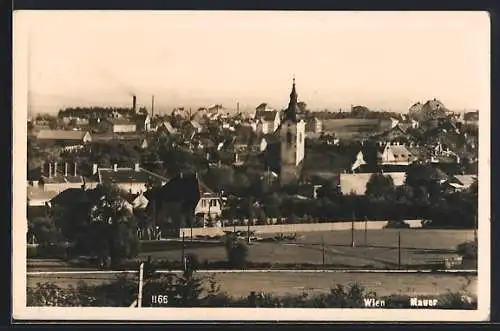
xmin=35 ymin=162 xmax=90 ymax=193
xmin=125 ymin=191 xmax=150 ymax=210
xmin=195 ymin=179 xmax=223 ymax=225
xmin=27 ymin=184 xmax=58 ymax=207
xmin=35 ymin=130 xmax=92 ymax=149
xmin=452 ymin=174 xmax=477 ymax=190
xmin=255 ymin=110 xmax=281 ymax=134
xmin=102 ymin=118 xmax=137 ymax=133
xmin=463 ymin=111 xmax=479 ymax=126
xmin=339 ymin=172 xmax=406 ymax=196
xmin=157 ymin=121 xmax=178 ymax=136
xmin=135 ymin=114 xmax=151 ymax=132
xmin=378 ymin=142 xmax=416 ymax=166
xmin=188 ymin=120 xmax=203 ymax=133
xmin=305 ymin=117 xmax=323 ymax=134
xmin=96 ymin=163 xmax=168 ymax=194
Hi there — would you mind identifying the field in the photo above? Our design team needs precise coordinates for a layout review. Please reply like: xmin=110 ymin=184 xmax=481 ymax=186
xmin=27 ymin=271 xmax=477 ymax=298
xmin=139 ymin=229 xmax=476 ymax=269
xmin=26 ymin=229 xmax=477 ymax=301
xmin=321 ymin=118 xmax=389 ymax=139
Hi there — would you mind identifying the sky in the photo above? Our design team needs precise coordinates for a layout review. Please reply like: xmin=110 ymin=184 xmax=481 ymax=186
xmin=14 ymin=11 xmax=490 ymax=115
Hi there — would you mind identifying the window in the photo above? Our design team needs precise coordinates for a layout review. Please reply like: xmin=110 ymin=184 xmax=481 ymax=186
xmin=286 ymin=131 xmax=292 ymax=144
xmin=202 ymin=200 xmax=207 ymax=208
xmin=299 ymin=133 xmax=302 ymax=143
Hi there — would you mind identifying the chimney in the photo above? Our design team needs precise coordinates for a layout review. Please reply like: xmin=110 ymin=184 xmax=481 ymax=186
xmin=134 ymin=163 xmax=140 ymax=172
xmin=64 ymin=162 xmax=68 ymax=177
xmin=151 ymin=95 xmax=155 ymax=118
xmin=74 ymin=162 xmax=77 ymax=176
xmin=48 ymin=163 xmax=52 ymax=178
xmin=113 ymin=164 xmax=118 ymax=172
xmin=132 ymin=95 xmax=137 ymax=113
xmin=92 ymin=163 xmax=98 ymax=175
xmin=54 ymin=162 xmax=58 ymax=176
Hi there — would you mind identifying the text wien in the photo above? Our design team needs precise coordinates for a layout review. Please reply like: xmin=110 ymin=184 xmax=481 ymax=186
xmin=363 ymin=298 xmax=386 ymax=308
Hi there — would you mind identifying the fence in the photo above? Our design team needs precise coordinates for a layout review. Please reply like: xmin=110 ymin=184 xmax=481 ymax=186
xmin=179 ymin=220 xmax=424 ymax=238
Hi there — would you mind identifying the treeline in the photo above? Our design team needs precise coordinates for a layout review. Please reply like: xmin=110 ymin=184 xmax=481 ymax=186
xmin=57 ymin=107 xmax=134 ymax=119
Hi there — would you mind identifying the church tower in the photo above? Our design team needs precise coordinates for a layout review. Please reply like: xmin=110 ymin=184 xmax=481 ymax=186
xmin=280 ymin=77 xmax=306 ymax=187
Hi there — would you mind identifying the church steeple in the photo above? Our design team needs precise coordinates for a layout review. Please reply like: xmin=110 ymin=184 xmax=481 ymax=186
xmin=284 ymin=76 xmax=299 ymax=122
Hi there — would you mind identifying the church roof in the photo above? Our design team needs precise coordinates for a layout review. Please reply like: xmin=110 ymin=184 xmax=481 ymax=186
xmin=283 ymin=77 xmax=299 ymax=123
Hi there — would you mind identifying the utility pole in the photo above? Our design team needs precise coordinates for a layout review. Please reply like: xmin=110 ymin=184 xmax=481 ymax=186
xmin=364 ymin=217 xmax=368 ymax=246
xmin=398 ymin=231 xmax=401 ymax=270
xmin=137 ymin=262 xmax=144 ymax=307
xmin=474 ymin=215 xmax=478 ymax=242
xmin=181 ymin=232 xmax=185 ymax=268
xmin=351 ymin=212 xmax=356 ymax=248
xmin=322 ymin=236 xmax=325 ymax=267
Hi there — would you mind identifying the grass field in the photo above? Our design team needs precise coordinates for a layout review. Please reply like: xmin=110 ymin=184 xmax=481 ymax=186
xmin=138 ymin=229 xmax=476 ymax=269
xmin=27 ymin=272 xmax=477 ymax=298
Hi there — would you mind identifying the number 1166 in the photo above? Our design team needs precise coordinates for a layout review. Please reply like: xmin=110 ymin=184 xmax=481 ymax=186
xmin=151 ymin=295 xmax=169 ymax=305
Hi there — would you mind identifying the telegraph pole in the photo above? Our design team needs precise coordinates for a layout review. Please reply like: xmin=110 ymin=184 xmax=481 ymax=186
xmin=137 ymin=262 xmax=144 ymax=307
xmin=322 ymin=236 xmax=326 ymax=267
xmin=398 ymin=231 xmax=401 ymax=269
xmin=474 ymin=215 xmax=478 ymax=242
xmin=364 ymin=217 xmax=368 ymax=246
xmin=181 ymin=232 xmax=185 ymax=268
xmin=351 ymin=212 xmax=356 ymax=248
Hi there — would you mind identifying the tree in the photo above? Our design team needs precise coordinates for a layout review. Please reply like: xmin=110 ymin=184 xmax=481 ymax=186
xmin=28 ymin=217 xmax=61 ymax=246
xmin=87 ymin=184 xmax=140 ymax=268
xmin=297 ymin=101 xmax=307 ymax=113
xmin=365 ymin=173 xmax=395 ymax=199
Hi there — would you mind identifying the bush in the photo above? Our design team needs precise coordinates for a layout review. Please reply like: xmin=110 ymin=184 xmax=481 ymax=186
xmin=225 ymin=238 xmax=248 ymax=268
xmin=456 ymin=240 xmax=477 ymax=260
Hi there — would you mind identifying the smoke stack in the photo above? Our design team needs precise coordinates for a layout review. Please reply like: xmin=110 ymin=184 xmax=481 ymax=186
xmin=48 ymin=163 xmax=52 ymax=178
xmin=151 ymin=95 xmax=155 ymax=118
xmin=132 ymin=95 xmax=137 ymax=113
xmin=237 ymin=101 xmax=240 ymax=113
xmin=64 ymin=162 xmax=68 ymax=177
xmin=54 ymin=162 xmax=58 ymax=176
xmin=74 ymin=162 xmax=77 ymax=176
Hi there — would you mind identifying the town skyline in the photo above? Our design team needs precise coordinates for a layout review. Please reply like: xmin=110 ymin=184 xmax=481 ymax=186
xmin=15 ymin=11 xmax=489 ymax=114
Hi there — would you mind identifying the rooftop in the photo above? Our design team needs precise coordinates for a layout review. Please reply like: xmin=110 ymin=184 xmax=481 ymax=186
xmin=339 ymin=172 xmax=406 ymax=195
xmin=41 ymin=175 xmax=84 ymax=184
xmin=255 ymin=109 xmax=279 ymax=121
xmin=36 ymin=130 xmax=90 ymax=141
xmin=98 ymin=166 xmax=168 ymax=185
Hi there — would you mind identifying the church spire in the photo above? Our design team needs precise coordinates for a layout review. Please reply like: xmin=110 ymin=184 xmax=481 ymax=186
xmin=284 ymin=76 xmax=299 ymax=122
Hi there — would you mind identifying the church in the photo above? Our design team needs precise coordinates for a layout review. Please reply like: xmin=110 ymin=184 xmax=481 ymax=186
xmin=260 ymin=77 xmax=306 ymax=187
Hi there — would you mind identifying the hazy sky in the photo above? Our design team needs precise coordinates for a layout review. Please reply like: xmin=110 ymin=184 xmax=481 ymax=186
xmin=14 ymin=11 xmax=489 ymax=114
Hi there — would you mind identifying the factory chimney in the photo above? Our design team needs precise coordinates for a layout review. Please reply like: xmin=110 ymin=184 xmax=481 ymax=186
xmin=151 ymin=95 xmax=155 ymax=118
xmin=132 ymin=95 xmax=137 ymax=113
xmin=237 ymin=101 xmax=240 ymax=113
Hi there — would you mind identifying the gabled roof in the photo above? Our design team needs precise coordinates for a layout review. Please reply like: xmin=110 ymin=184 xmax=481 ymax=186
xmin=36 ymin=130 xmax=90 ymax=141
xmin=339 ymin=172 xmax=406 ymax=195
xmin=98 ymin=166 xmax=168 ymax=185
xmin=107 ymin=118 xmax=136 ymax=126
xmin=42 ymin=175 xmax=84 ymax=184
xmin=27 ymin=186 xmax=58 ymax=203
xmin=255 ymin=109 xmax=279 ymax=121
xmin=160 ymin=121 xmax=177 ymax=134
xmin=453 ymin=174 xmax=477 ymax=188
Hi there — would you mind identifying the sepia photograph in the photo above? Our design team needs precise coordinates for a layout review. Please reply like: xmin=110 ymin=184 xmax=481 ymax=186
xmin=12 ymin=10 xmax=490 ymax=321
